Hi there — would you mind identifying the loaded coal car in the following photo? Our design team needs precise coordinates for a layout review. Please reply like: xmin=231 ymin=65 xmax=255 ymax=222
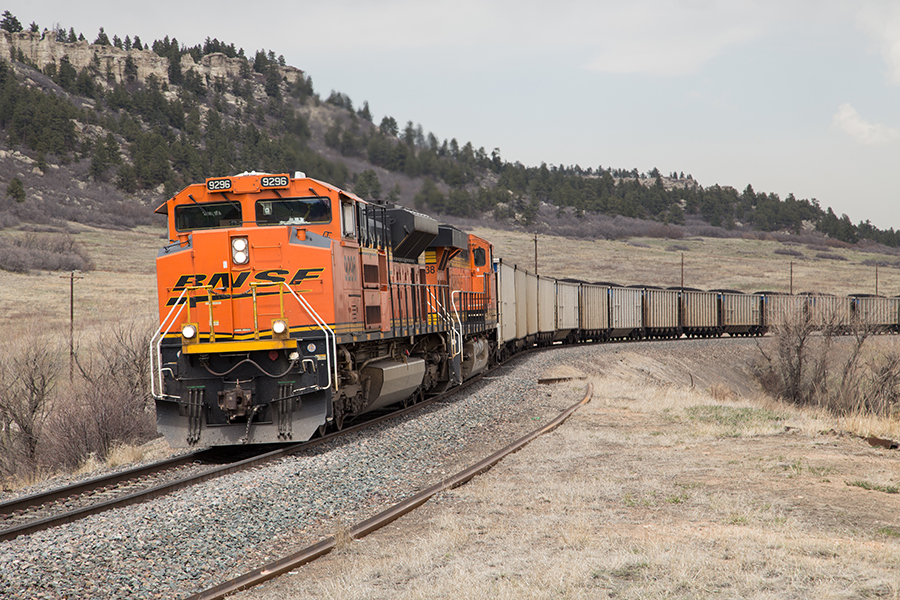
xmin=151 ymin=172 xmax=494 ymax=447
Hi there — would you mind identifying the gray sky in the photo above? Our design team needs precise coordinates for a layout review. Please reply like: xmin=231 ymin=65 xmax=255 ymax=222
xmin=8 ymin=1 xmax=900 ymax=229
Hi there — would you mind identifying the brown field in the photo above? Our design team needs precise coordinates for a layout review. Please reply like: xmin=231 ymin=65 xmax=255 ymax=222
xmin=1 ymin=224 xmax=897 ymax=335
xmin=235 ymin=341 xmax=900 ymax=600
xmin=0 ymin=224 xmax=163 ymax=334
xmin=4 ymin=225 xmax=900 ymax=595
xmin=474 ymin=227 xmax=900 ymax=297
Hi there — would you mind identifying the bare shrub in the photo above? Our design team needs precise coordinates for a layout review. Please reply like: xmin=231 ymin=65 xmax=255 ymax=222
xmin=774 ymin=248 xmax=803 ymax=257
xmin=667 ymin=244 xmax=690 ymax=252
xmin=756 ymin=309 xmax=900 ymax=418
xmin=756 ymin=308 xmax=824 ymax=406
xmin=45 ymin=319 xmax=158 ymax=467
xmin=47 ymin=374 xmax=155 ymax=468
xmin=862 ymin=258 xmax=900 ymax=268
xmin=815 ymin=252 xmax=847 ymax=261
xmin=0 ymin=232 xmax=94 ymax=273
xmin=0 ymin=326 xmax=63 ymax=478
xmin=74 ymin=319 xmax=154 ymax=410
xmin=0 ymin=318 xmax=158 ymax=480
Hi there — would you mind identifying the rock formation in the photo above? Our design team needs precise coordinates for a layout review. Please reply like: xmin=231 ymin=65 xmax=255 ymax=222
xmin=0 ymin=30 xmax=303 ymax=87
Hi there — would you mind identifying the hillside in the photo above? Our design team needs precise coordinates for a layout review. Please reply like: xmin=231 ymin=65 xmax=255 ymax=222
xmin=0 ymin=16 xmax=899 ymax=278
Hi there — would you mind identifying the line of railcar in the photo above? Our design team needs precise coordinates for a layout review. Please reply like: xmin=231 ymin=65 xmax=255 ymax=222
xmin=151 ymin=171 xmax=900 ymax=448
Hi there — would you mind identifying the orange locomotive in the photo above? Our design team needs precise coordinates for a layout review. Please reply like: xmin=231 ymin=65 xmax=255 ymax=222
xmin=151 ymin=171 xmax=496 ymax=447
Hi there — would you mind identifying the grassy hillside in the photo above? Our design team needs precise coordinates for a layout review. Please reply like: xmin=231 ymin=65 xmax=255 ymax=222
xmin=478 ymin=228 xmax=899 ymax=296
xmin=3 ymin=224 xmax=896 ymax=338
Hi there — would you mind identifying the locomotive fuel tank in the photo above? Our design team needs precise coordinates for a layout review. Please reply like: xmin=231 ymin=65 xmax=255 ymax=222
xmin=360 ymin=358 xmax=426 ymax=411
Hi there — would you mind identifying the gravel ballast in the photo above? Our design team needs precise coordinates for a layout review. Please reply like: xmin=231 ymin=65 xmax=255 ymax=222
xmin=0 ymin=348 xmax=593 ymax=599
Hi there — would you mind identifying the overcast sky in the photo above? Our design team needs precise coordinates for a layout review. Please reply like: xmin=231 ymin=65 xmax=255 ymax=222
xmin=7 ymin=1 xmax=900 ymax=229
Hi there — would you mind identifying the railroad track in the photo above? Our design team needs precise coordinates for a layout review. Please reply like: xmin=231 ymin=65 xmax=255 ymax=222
xmin=0 ymin=446 xmax=285 ymax=542
xmin=0 ymin=371 xmax=492 ymax=543
xmin=186 ymin=383 xmax=594 ymax=600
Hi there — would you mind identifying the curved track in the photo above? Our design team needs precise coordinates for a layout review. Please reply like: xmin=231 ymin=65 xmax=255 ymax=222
xmin=185 ymin=383 xmax=594 ymax=600
xmin=0 ymin=369 xmax=493 ymax=543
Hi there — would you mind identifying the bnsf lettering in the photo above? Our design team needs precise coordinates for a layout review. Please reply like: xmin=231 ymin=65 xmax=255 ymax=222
xmin=169 ymin=268 xmax=324 ymax=302
xmin=173 ymin=274 xmax=208 ymax=290
xmin=290 ymin=268 xmax=324 ymax=285
xmin=256 ymin=269 xmax=290 ymax=283
xmin=208 ymin=272 xmax=251 ymax=289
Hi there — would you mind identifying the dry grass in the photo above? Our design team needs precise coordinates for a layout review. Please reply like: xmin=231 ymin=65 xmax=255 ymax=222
xmin=0 ymin=223 xmax=162 ymax=332
xmin=475 ymin=227 xmax=899 ymax=295
xmin=233 ymin=351 xmax=900 ymax=600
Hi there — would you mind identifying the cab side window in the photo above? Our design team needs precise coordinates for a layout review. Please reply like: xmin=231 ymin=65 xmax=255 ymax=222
xmin=341 ymin=200 xmax=356 ymax=238
xmin=473 ymin=247 xmax=486 ymax=268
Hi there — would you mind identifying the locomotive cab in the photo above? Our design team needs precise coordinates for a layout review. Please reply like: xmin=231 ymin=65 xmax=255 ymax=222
xmin=151 ymin=171 xmax=486 ymax=447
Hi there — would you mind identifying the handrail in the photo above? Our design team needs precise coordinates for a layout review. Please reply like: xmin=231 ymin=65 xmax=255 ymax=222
xmin=280 ymin=282 xmax=338 ymax=392
xmin=450 ymin=290 xmax=466 ymax=358
xmin=150 ymin=283 xmax=338 ymax=400
xmin=150 ymin=288 xmax=188 ymax=400
xmin=428 ymin=286 xmax=461 ymax=358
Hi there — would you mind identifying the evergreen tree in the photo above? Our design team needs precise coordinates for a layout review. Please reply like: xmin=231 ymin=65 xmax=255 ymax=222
xmin=123 ymin=55 xmax=137 ymax=82
xmin=354 ymin=169 xmax=382 ymax=200
xmin=6 ymin=177 xmax=25 ymax=201
xmin=379 ymin=116 xmax=398 ymax=137
xmin=94 ymin=27 xmax=110 ymax=45
xmin=413 ymin=178 xmax=444 ymax=211
xmin=264 ymin=65 xmax=281 ymax=98
xmin=357 ymin=101 xmax=372 ymax=122
xmin=1 ymin=11 xmax=22 ymax=33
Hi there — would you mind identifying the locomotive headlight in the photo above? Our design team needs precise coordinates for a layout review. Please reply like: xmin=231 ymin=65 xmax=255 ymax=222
xmin=231 ymin=237 xmax=249 ymax=265
xmin=272 ymin=319 xmax=287 ymax=334
xmin=181 ymin=324 xmax=197 ymax=339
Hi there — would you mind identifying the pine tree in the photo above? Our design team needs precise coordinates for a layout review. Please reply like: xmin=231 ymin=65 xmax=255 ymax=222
xmin=1 ymin=11 xmax=22 ymax=33
xmin=94 ymin=27 xmax=110 ymax=45
xmin=357 ymin=101 xmax=372 ymax=122
xmin=6 ymin=177 xmax=25 ymax=202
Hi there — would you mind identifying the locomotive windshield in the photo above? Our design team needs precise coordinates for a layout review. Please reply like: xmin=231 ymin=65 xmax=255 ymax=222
xmin=255 ymin=197 xmax=331 ymax=226
xmin=174 ymin=201 xmax=243 ymax=231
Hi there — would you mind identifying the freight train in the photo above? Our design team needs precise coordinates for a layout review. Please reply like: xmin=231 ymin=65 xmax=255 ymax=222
xmin=150 ymin=171 xmax=900 ymax=447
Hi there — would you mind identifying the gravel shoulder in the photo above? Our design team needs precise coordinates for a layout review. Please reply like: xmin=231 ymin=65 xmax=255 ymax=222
xmin=234 ymin=339 xmax=900 ymax=600
xmin=4 ymin=338 xmax=900 ymax=599
xmin=0 ymin=349 xmax=581 ymax=599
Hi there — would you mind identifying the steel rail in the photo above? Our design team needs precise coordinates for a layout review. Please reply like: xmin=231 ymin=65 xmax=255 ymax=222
xmin=186 ymin=383 xmax=593 ymax=600
xmin=0 ymin=367 xmax=496 ymax=543
xmin=0 ymin=447 xmax=216 ymax=518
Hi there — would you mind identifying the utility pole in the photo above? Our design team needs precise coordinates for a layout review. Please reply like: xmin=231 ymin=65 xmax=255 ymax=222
xmin=60 ymin=271 xmax=83 ymax=381
xmin=681 ymin=253 xmax=684 ymax=289
xmin=876 ymin=265 xmax=879 ymax=296
xmin=790 ymin=261 xmax=793 ymax=295
xmin=533 ymin=233 xmax=538 ymax=274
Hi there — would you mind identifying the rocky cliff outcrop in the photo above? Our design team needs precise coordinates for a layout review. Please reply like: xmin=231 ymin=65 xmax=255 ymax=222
xmin=0 ymin=31 xmax=302 ymax=87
